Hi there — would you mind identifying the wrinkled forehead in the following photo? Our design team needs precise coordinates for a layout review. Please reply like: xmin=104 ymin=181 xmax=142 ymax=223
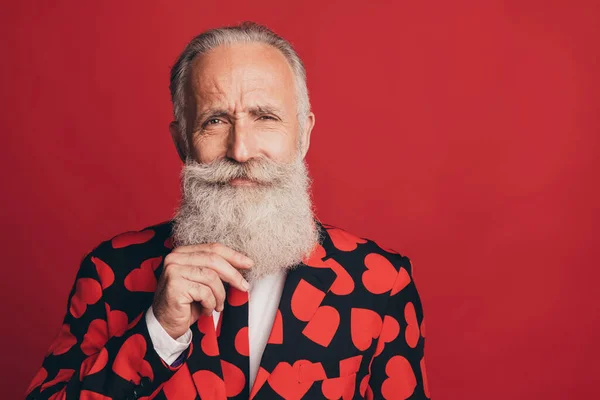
xmin=187 ymin=42 xmax=298 ymax=109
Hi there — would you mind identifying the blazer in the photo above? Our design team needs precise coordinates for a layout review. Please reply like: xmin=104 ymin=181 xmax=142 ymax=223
xmin=25 ymin=220 xmax=429 ymax=399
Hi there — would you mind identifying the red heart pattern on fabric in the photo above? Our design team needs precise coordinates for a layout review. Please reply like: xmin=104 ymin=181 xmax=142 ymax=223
xmin=41 ymin=369 xmax=75 ymax=391
xmin=197 ymin=314 xmax=219 ymax=356
xmin=80 ymin=390 xmax=111 ymax=400
xmin=48 ymin=387 xmax=66 ymax=400
xmin=25 ymin=367 xmax=47 ymax=395
xmin=374 ymin=315 xmax=400 ymax=357
xmin=48 ymin=324 xmax=77 ymax=356
xmin=391 ymin=267 xmax=411 ymax=295
xmin=105 ymin=304 xmax=129 ymax=338
xmin=267 ymin=309 xmax=283 ymax=344
xmin=227 ymin=287 xmax=249 ymax=306
xmin=327 ymin=227 xmax=367 ymax=252
xmin=291 ymin=279 xmax=326 ymax=322
xmin=124 ymin=256 xmax=162 ymax=293
xmin=249 ymin=367 xmax=269 ymax=399
xmin=70 ymin=278 xmax=102 ymax=319
xmin=91 ymin=257 xmax=114 ymax=290
xmin=359 ymin=374 xmax=373 ymax=398
xmin=404 ymin=302 xmax=420 ymax=348
xmin=303 ymin=244 xmax=327 ymax=267
xmin=268 ymin=361 xmax=322 ymax=400
xmin=192 ymin=369 xmax=227 ymax=399
xmin=322 ymin=373 xmax=356 ymax=400
xmin=234 ymin=326 xmax=249 ymax=356
xmin=302 ymin=305 xmax=340 ymax=347
xmin=381 ymin=355 xmax=416 ymax=399
xmin=81 ymin=319 xmax=108 ymax=356
xmin=112 ymin=333 xmax=153 ymax=384
xmin=162 ymin=364 xmax=197 ymax=400
xmin=79 ymin=348 xmax=108 ymax=380
xmin=326 ymin=258 xmax=355 ymax=296
xmin=111 ymin=229 xmax=155 ymax=249
xmin=362 ymin=253 xmax=398 ymax=294
xmin=351 ymin=308 xmax=383 ymax=351
xmin=221 ymin=359 xmax=246 ymax=397
xmin=421 ymin=356 xmax=430 ymax=398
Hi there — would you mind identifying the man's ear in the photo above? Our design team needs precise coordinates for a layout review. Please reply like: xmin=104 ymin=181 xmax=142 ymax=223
xmin=300 ymin=112 xmax=316 ymax=159
xmin=169 ymin=121 xmax=187 ymax=162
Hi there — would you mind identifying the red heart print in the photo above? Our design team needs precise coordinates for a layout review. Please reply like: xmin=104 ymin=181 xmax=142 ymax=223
xmin=127 ymin=311 xmax=144 ymax=331
xmin=234 ymin=326 xmax=249 ymax=356
xmin=124 ymin=256 xmax=162 ymax=292
xmin=79 ymin=348 xmax=108 ymax=380
xmin=91 ymin=257 xmax=114 ymax=290
xmin=221 ymin=359 xmax=246 ymax=397
xmin=41 ymin=369 xmax=75 ymax=391
xmin=81 ymin=319 xmax=108 ymax=356
xmin=321 ymin=355 xmax=362 ymax=400
xmin=374 ymin=315 xmax=400 ymax=356
xmin=359 ymin=374 xmax=372 ymax=398
xmin=25 ymin=367 xmax=47 ymax=395
xmin=322 ymin=373 xmax=356 ymax=400
xmin=105 ymin=304 xmax=129 ymax=338
xmin=303 ymin=244 xmax=327 ymax=267
xmin=326 ymin=258 xmax=355 ymax=296
xmin=351 ymin=308 xmax=382 ymax=351
xmin=48 ymin=387 xmax=66 ymax=400
xmin=227 ymin=287 xmax=248 ymax=306
xmin=70 ymin=278 xmax=102 ymax=318
xmin=112 ymin=333 xmax=153 ymax=384
xmin=381 ymin=355 xmax=416 ymax=399
xmin=421 ymin=357 xmax=430 ymax=398
xmin=302 ymin=305 xmax=340 ymax=347
xmin=291 ymin=279 xmax=326 ymax=322
xmin=249 ymin=367 xmax=269 ymax=399
xmin=327 ymin=227 xmax=367 ymax=251
xmin=192 ymin=369 xmax=227 ymax=399
xmin=404 ymin=302 xmax=420 ymax=348
xmin=164 ymin=237 xmax=174 ymax=249
xmin=48 ymin=324 xmax=77 ymax=356
xmin=80 ymin=390 xmax=111 ymax=400
xmin=268 ymin=361 xmax=324 ymax=400
xmin=391 ymin=267 xmax=411 ymax=295
xmin=340 ymin=355 xmax=363 ymax=376
xmin=267 ymin=309 xmax=283 ymax=344
xmin=362 ymin=253 xmax=398 ymax=294
xmin=162 ymin=364 xmax=197 ymax=400
xmin=197 ymin=314 xmax=219 ymax=356
xmin=111 ymin=229 xmax=155 ymax=249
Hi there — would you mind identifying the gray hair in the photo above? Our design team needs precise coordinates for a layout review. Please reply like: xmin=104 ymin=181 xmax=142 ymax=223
xmin=169 ymin=21 xmax=311 ymax=157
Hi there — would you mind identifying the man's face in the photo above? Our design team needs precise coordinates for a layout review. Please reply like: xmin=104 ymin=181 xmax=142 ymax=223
xmin=176 ymin=42 xmax=312 ymax=178
xmin=171 ymin=42 xmax=319 ymax=281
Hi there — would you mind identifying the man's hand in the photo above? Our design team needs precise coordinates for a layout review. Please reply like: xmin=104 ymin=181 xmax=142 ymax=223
xmin=152 ymin=243 xmax=253 ymax=339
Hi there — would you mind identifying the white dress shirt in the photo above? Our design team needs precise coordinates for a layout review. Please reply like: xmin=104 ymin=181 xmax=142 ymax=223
xmin=145 ymin=270 xmax=287 ymax=389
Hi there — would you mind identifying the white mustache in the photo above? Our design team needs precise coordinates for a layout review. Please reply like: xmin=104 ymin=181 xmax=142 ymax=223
xmin=182 ymin=157 xmax=296 ymax=185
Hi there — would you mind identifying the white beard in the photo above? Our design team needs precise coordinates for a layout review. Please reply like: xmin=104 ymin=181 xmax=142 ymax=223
xmin=172 ymin=154 xmax=319 ymax=283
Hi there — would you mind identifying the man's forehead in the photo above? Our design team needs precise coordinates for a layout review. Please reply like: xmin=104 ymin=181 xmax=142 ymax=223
xmin=188 ymin=43 xmax=296 ymax=102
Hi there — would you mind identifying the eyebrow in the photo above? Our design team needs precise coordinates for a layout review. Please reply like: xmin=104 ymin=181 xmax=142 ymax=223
xmin=193 ymin=105 xmax=283 ymax=130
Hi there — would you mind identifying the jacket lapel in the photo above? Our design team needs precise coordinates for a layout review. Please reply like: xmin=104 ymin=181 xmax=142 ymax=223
xmin=249 ymin=225 xmax=338 ymax=398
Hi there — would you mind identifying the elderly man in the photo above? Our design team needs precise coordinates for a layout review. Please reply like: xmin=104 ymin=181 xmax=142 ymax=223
xmin=26 ymin=22 xmax=429 ymax=400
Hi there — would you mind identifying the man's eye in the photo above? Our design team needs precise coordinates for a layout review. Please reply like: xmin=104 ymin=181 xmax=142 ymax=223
xmin=206 ymin=119 xmax=222 ymax=125
xmin=258 ymin=115 xmax=276 ymax=120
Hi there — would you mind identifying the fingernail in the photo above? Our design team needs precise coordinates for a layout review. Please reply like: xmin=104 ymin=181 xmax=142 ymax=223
xmin=241 ymin=279 xmax=250 ymax=291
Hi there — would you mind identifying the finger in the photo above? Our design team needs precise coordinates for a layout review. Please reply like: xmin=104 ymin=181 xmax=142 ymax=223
xmin=170 ymin=264 xmax=226 ymax=311
xmin=169 ymin=252 xmax=249 ymax=292
xmin=186 ymin=282 xmax=217 ymax=315
xmin=172 ymin=243 xmax=253 ymax=269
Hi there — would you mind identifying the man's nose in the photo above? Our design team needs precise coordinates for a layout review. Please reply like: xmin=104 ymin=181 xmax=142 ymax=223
xmin=226 ymin=120 xmax=257 ymax=163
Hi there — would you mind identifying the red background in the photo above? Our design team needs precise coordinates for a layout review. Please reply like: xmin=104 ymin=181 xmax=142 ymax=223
xmin=1 ymin=1 xmax=599 ymax=398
